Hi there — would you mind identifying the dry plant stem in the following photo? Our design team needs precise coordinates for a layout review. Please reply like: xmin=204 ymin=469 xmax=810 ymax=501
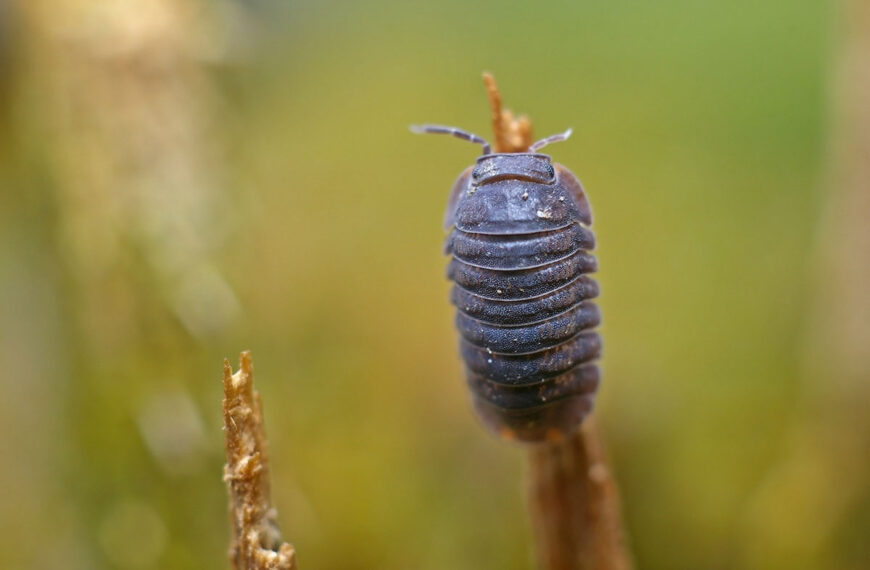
xmin=527 ymin=417 xmax=633 ymax=570
xmin=223 ymin=352 xmax=298 ymax=570
xmin=483 ymin=72 xmax=533 ymax=152
xmin=482 ymin=73 xmax=632 ymax=570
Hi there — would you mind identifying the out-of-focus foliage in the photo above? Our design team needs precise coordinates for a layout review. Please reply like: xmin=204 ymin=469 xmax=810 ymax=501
xmin=2 ymin=1 xmax=866 ymax=569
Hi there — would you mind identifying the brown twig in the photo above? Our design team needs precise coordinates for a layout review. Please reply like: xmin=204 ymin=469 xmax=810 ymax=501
xmin=223 ymin=351 xmax=298 ymax=570
xmin=527 ymin=418 xmax=634 ymax=570
xmin=483 ymin=72 xmax=534 ymax=152
xmin=480 ymin=75 xmax=633 ymax=570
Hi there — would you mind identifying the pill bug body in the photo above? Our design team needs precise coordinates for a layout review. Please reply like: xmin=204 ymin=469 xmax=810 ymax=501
xmin=415 ymin=127 xmax=601 ymax=442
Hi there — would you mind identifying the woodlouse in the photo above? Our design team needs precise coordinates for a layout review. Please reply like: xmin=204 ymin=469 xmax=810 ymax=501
xmin=413 ymin=117 xmax=602 ymax=443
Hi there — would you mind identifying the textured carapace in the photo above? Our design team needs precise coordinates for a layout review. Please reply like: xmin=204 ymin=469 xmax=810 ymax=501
xmin=414 ymin=120 xmax=601 ymax=443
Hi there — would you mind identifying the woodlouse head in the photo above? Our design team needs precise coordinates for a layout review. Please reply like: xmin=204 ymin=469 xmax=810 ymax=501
xmin=471 ymin=153 xmax=555 ymax=186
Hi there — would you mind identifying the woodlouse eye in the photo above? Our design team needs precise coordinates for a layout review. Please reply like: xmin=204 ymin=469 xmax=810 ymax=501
xmin=472 ymin=168 xmax=481 ymax=179
xmin=546 ymin=164 xmax=555 ymax=178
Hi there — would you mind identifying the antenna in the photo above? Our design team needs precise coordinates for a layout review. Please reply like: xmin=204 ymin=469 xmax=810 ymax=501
xmin=529 ymin=128 xmax=573 ymax=152
xmin=410 ymin=124 xmax=492 ymax=155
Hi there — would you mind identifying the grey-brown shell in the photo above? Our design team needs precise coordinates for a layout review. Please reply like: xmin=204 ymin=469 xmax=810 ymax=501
xmin=445 ymin=153 xmax=601 ymax=442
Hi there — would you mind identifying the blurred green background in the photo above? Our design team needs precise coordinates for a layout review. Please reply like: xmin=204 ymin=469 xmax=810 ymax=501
xmin=1 ymin=1 xmax=867 ymax=569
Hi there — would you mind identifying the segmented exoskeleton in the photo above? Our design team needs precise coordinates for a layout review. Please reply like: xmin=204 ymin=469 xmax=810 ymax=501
xmin=413 ymin=125 xmax=601 ymax=442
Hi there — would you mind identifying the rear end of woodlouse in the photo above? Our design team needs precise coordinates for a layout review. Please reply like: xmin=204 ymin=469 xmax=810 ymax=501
xmin=414 ymin=125 xmax=601 ymax=443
